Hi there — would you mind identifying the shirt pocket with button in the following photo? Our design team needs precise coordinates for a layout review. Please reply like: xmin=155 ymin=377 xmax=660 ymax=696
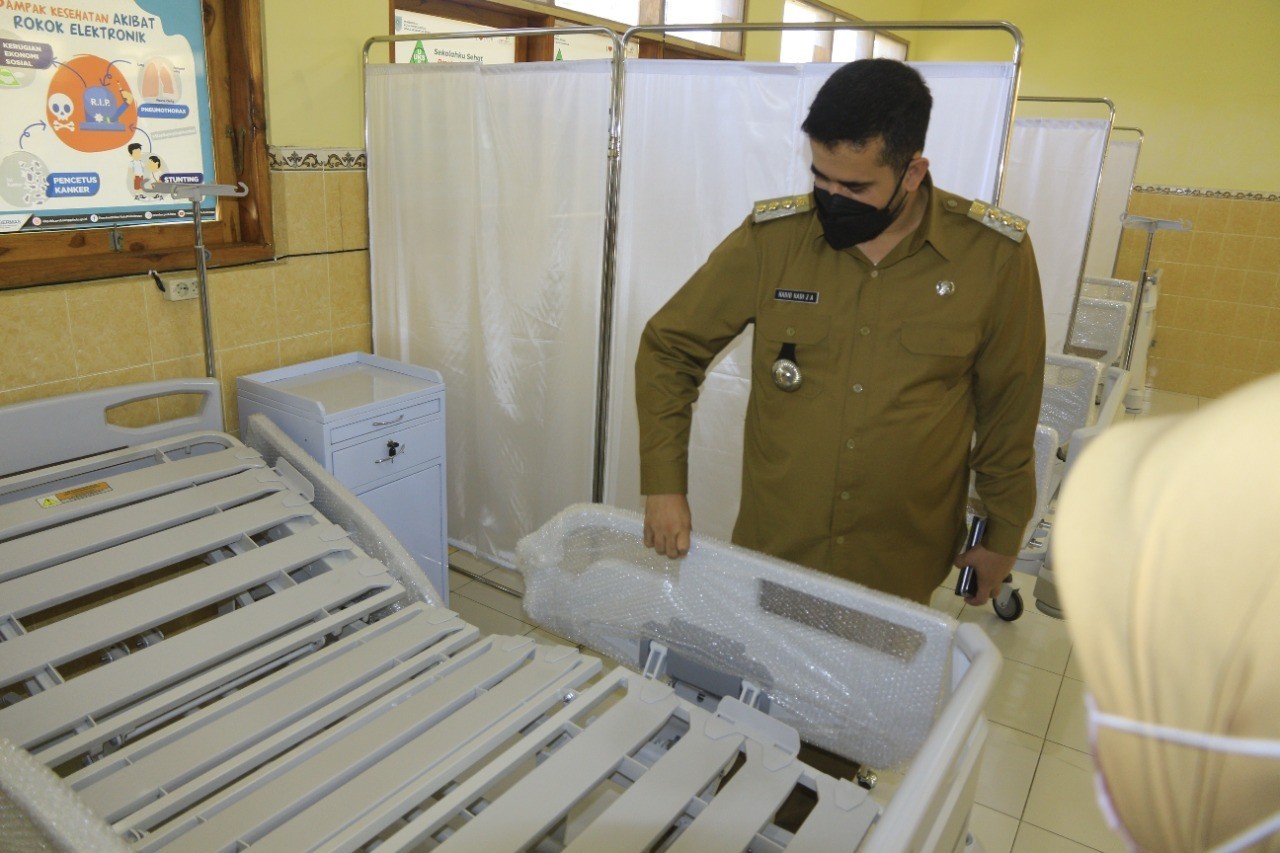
xmin=895 ymin=322 xmax=978 ymax=409
xmin=754 ymin=311 xmax=832 ymax=399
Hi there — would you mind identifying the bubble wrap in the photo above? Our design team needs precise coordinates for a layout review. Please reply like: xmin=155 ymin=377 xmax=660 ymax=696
xmin=1040 ymin=354 xmax=1104 ymax=447
xmin=243 ymin=413 xmax=443 ymax=606
xmin=0 ymin=737 xmax=127 ymax=852
xmin=1069 ymin=296 xmax=1131 ymax=366
xmin=1081 ymin=276 xmax=1136 ymax=303
xmin=517 ymin=504 xmax=958 ymax=769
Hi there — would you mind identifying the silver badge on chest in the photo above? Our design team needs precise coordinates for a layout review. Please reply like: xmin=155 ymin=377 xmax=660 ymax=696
xmin=935 ymin=280 xmax=955 ymax=296
xmin=772 ymin=357 xmax=803 ymax=391
xmin=772 ymin=341 xmax=802 ymax=391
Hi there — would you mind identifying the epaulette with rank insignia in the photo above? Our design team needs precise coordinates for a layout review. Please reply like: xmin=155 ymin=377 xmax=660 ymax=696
xmin=752 ymin=194 xmax=811 ymax=223
xmin=967 ymin=200 xmax=1029 ymax=243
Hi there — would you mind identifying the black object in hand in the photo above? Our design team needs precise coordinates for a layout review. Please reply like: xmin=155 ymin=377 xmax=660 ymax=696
xmin=955 ymin=516 xmax=986 ymax=598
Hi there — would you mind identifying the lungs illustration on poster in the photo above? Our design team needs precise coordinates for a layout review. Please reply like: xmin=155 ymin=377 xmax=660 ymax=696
xmin=0 ymin=0 xmax=216 ymax=233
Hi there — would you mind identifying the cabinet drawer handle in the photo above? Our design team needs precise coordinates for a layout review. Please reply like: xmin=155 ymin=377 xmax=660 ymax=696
xmin=372 ymin=415 xmax=405 ymax=427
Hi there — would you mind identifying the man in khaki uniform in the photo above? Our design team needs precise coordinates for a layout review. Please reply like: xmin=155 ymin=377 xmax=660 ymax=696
xmin=636 ymin=59 xmax=1045 ymax=607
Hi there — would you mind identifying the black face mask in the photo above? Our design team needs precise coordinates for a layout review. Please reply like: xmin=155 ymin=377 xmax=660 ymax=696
xmin=813 ymin=169 xmax=908 ymax=250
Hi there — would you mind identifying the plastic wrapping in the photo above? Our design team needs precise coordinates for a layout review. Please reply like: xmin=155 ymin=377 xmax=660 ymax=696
xmin=517 ymin=504 xmax=957 ymax=769
xmin=0 ymin=737 xmax=127 ymax=852
xmin=243 ymin=413 xmax=443 ymax=606
xmin=1069 ymin=296 xmax=1131 ymax=366
xmin=1040 ymin=354 xmax=1104 ymax=448
xmin=1081 ymin=276 xmax=1136 ymax=303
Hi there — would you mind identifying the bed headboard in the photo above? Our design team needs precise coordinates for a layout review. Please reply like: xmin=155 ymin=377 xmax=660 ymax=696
xmin=0 ymin=379 xmax=222 ymax=477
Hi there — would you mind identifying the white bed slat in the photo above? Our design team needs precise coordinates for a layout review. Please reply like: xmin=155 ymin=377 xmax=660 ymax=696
xmin=786 ymin=775 xmax=881 ymax=853
xmin=146 ymin=638 xmax=561 ymax=851
xmin=0 ymin=522 xmax=352 ymax=685
xmin=0 ymin=446 xmax=265 ymax=541
xmin=0 ymin=565 xmax=398 ymax=749
xmin=75 ymin=605 xmax=471 ymax=822
xmin=439 ymin=684 xmax=682 ymax=852
xmin=563 ymin=719 xmax=744 ymax=853
xmin=666 ymin=740 xmax=804 ymax=853
xmin=251 ymin=647 xmax=596 ymax=853
xmin=0 ymin=468 xmax=287 ymax=583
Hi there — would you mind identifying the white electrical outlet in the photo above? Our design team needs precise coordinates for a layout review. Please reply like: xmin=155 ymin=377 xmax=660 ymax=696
xmin=165 ymin=277 xmax=200 ymax=301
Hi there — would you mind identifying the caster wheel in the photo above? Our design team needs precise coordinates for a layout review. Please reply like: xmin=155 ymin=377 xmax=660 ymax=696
xmin=993 ymin=588 xmax=1024 ymax=621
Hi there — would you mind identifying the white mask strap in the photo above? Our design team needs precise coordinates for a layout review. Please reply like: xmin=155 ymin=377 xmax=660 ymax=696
xmin=1089 ymin=700 xmax=1280 ymax=758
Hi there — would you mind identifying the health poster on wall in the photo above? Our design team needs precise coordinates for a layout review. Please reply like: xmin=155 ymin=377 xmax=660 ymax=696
xmin=0 ymin=0 xmax=216 ymax=234
xmin=393 ymin=10 xmax=515 ymax=65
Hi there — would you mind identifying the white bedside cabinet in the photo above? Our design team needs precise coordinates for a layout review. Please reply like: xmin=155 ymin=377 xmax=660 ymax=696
xmin=237 ymin=353 xmax=448 ymax=603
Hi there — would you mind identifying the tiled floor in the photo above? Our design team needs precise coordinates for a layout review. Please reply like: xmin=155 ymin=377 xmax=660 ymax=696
xmin=442 ymin=387 xmax=1206 ymax=853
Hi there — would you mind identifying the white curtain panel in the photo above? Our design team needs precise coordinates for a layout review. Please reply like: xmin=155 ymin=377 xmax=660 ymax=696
xmin=1083 ymin=137 xmax=1141 ymax=279
xmin=366 ymin=61 xmax=612 ymax=565
xmin=1001 ymin=117 xmax=1111 ymax=353
xmin=603 ymin=60 xmax=1018 ymax=540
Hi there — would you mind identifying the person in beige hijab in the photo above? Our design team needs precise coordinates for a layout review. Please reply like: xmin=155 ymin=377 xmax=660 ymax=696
xmin=1055 ymin=372 xmax=1280 ymax=852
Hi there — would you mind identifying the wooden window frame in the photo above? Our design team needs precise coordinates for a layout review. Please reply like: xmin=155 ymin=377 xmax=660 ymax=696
xmin=0 ymin=0 xmax=272 ymax=291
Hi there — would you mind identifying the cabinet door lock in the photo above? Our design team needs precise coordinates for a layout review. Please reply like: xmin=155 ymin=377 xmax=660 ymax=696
xmin=375 ymin=439 xmax=406 ymax=463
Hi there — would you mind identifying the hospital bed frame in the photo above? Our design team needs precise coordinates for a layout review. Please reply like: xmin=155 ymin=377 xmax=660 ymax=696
xmin=0 ymin=381 xmax=1002 ymax=851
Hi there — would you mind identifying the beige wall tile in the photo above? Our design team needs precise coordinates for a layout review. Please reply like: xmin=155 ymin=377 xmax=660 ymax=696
xmin=217 ymin=342 xmax=280 ymax=433
xmin=1209 ymin=267 xmax=1246 ymax=302
xmin=143 ymin=277 xmax=204 ymax=362
xmin=1257 ymin=203 xmax=1280 ymax=239
xmin=78 ymin=364 xmax=159 ymax=428
xmin=1197 ymin=300 xmax=1239 ymax=335
xmin=275 ymin=255 xmax=331 ymax=337
xmin=323 ymin=174 xmax=344 ymax=252
xmin=329 ymin=250 xmax=371 ymax=327
xmin=1240 ymin=271 xmax=1278 ymax=307
xmin=1195 ymin=197 xmax=1232 ymax=233
xmin=153 ymin=355 xmax=212 ymax=424
xmin=282 ymin=172 xmax=328 ymax=255
xmin=1207 ymin=367 xmax=1261 ymax=398
xmin=1186 ymin=232 xmax=1223 ymax=266
xmin=1183 ymin=362 xmax=1218 ymax=397
xmin=1126 ymin=192 xmax=1156 ymax=217
xmin=1219 ymin=234 xmax=1255 ymax=269
xmin=1248 ymin=236 xmax=1280 ymax=273
xmin=67 ymin=278 xmax=152 ymax=377
xmin=208 ymin=264 xmax=278 ymax=349
xmin=1256 ymin=341 xmax=1280 ymax=374
xmin=1156 ymin=263 xmax=1188 ymax=296
xmin=0 ymin=287 xmax=77 ymax=390
xmin=1150 ymin=229 xmax=1189 ymax=264
xmin=1156 ymin=294 xmax=1181 ymax=328
xmin=1235 ymin=304 xmax=1270 ymax=339
xmin=0 ymin=379 xmax=79 ymax=407
xmin=280 ymin=332 xmax=332 ymax=367
xmin=1166 ymin=195 xmax=1198 ymax=221
xmin=1265 ymin=308 xmax=1280 ymax=343
xmin=1148 ymin=357 xmax=1190 ymax=392
xmin=337 ymin=172 xmax=369 ymax=251
xmin=1201 ymin=333 xmax=1259 ymax=370
xmin=332 ymin=324 xmax=372 ymax=355
xmin=1225 ymin=199 xmax=1264 ymax=236
xmin=270 ymin=170 xmax=290 ymax=258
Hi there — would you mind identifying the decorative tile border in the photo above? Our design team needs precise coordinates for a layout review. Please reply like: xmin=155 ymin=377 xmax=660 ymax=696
xmin=269 ymin=147 xmax=366 ymax=171
xmin=1134 ymin=184 xmax=1280 ymax=202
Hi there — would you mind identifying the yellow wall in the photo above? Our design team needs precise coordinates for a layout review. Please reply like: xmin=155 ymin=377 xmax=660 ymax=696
xmin=911 ymin=0 xmax=1280 ymax=190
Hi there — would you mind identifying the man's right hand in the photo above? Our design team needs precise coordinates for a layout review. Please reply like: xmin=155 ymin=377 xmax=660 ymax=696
xmin=644 ymin=493 xmax=692 ymax=559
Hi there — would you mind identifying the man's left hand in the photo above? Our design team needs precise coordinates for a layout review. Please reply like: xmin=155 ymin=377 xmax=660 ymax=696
xmin=953 ymin=544 xmax=1017 ymax=606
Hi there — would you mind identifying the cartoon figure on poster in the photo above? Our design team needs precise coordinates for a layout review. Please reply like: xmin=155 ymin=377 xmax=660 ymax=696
xmin=0 ymin=1 xmax=216 ymax=232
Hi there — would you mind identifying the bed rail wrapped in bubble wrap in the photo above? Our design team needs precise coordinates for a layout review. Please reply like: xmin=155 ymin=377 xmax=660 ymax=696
xmin=1069 ymin=296 xmax=1131 ymax=366
xmin=518 ymin=504 xmax=959 ymax=769
xmin=1040 ymin=353 xmax=1104 ymax=449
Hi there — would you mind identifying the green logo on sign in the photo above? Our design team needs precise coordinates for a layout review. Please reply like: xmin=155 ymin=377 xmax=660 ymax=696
xmin=411 ymin=41 xmax=428 ymax=63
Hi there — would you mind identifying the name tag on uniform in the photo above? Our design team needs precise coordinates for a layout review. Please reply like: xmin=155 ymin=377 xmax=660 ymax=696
xmin=774 ymin=289 xmax=819 ymax=304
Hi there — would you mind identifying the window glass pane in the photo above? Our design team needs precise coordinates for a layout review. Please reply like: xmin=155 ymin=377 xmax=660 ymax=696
xmin=780 ymin=0 xmax=833 ymax=64
xmin=663 ymin=0 xmax=744 ymax=49
xmin=557 ymin=0 xmax=641 ymax=25
xmin=831 ymin=28 xmax=874 ymax=62
xmin=873 ymin=33 xmax=908 ymax=60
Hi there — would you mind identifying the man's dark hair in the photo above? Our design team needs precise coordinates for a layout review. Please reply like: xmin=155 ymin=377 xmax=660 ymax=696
xmin=128 ymin=143 xmax=143 ymax=154
xmin=801 ymin=59 xmax=932 ymax=171
xmin=148 ymin=156 xmax=161 ymax=166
